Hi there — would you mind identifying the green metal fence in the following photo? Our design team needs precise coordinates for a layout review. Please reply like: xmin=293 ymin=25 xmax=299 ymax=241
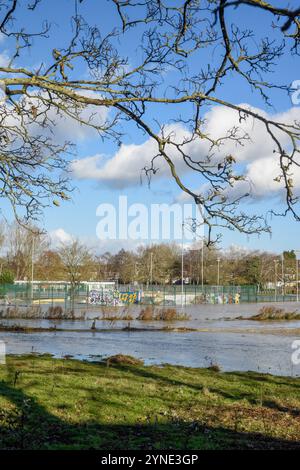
xmin=0 ymin=283 xmax=297 ymax=309
xmin=0 ymin=283 xmax=298 ymax=308
xmin=0 ymin=283 xmax=88 ymax=310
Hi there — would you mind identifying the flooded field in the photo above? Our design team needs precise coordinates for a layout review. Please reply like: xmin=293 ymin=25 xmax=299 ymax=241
xmin=0 ymin=301 xmax=300 ymax=376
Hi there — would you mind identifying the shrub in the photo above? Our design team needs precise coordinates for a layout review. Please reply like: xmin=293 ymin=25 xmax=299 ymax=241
xmin=155 ymin=308 xmax=178 ymax=321
xmin=0 ymin=305 xmax=85 ymax=320
xmin=100 ymin=306 xmax=133 ymax=321
xmin=46 ymin=306 xmax=64 ymax=319
xmin=106 ymin=354 xmax=144 ymax=366
xmin=138 ymin=306 xmax=190 ymax=321
xmin=207 ymin=363 xmax=221 ymax=373
xmin=248 ymin=306 xmax=300 ymax=321
xmin=0 ymin=306 xmax=42 ymax=319
xmin=137 ymin=306 xmax=154 ymax=321
xmin=0 ymin=270 xmax=14 ymax=285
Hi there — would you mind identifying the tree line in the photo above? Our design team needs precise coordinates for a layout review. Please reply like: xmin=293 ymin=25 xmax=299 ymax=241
xmin=0 ymin=221 xmax=296 ymax=288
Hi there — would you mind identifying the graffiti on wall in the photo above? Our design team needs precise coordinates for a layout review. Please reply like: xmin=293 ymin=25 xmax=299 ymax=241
xmin=192 ymin=293 xmax=240 ymax=304
xmin=88 ymin=289 xmax=141 ymax=306
xmin=89 ymin=289 xmax=120 ymax=306
xmin=119 ymin=291 xmax=140 ymax=304
xmin=141 ymin=291 xmax=241 ymax=306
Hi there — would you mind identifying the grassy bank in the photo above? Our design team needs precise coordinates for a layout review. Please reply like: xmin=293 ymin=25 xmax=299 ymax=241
xmin=0 ymin=355 xmax=299 ymax=450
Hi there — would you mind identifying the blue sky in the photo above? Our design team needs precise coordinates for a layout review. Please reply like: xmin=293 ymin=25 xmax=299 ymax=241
xmin=1 ymin=0 xmax=300 ymax=253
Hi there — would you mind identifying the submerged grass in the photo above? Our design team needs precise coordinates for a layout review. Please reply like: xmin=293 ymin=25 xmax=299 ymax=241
xmin=243 ymin=306 xmax=300 ymax=321
xmin=100 ymin=306 xmax=133 ymax=321
xmin=0 ymin=306 xmax=86 ymax=320
xmin=138 ymin=306 xmax=190 ymax=321
xmin=0 ymin=355 xmax=299 ymax=449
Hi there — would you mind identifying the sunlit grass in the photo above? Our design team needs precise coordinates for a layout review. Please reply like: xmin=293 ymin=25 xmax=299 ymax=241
xmin=0 ymin=354 xmax=299 ymax=449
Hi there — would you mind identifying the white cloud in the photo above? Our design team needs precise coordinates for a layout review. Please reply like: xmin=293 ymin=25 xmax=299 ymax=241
xmin=49 ymin=228 xmax=73 ymax=247
xmin=71 ymin=104 xmax=300 ymax=200
xmin=0 ymin=50 xmax=9 ymax=67
xmin=71 ymin=123 xmax=191 ymax=188
xmin=178 ymin=151 xmax=300 ymax=204
xmin=41 ymin=90 xmax=109 ymax=143
xmin=1 ymin=89 xmax=109 ymax=146
xmin=49 ymin=227 xmax=145 ymax=253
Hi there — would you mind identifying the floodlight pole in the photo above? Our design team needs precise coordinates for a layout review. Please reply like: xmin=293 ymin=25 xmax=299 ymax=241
xmin=281 ymin=253 xmax=285 ymax=296
xmin=181 ymin=221 xmax=184 ymax=308
xmin=150 ymin=252 xmax=153 ymax=286
xmin=31 ymin=236 xmax=35 ymax=304
xmin=201 ymin=237 xmax=204 ymax=290
xmin=274 ymin=259 xmax=278 ymax=302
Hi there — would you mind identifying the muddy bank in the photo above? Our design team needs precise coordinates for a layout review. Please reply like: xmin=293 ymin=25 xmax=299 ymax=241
xmin=1 ymin=322 xmax=300 ymax=336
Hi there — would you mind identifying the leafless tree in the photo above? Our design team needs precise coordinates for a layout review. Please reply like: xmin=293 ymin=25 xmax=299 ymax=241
xmin=58 ymin=238 xmax=93 ymax=286
xmin=0 ymin=0 xmax=300 ymax=241
xmin=6 ymin=221 xmax=48 ymax=279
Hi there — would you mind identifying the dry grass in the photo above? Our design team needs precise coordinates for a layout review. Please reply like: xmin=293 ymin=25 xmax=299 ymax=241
xmin=100 ymin=306 xmax=133 ymax=321
xmin=137 ymin=306 xmax=190 ymax=321
xmin=248 ymin=306 xmax=300 ymax=321
xmin=106 ymin=354 xmax=144 ymax=366
xmin=137 ymin=305 xmax=154 ymax=321
xmin=0 ymin=306 xmax=86 ymax=320
xmin=0 ymin=306 xmax=42 ymax=319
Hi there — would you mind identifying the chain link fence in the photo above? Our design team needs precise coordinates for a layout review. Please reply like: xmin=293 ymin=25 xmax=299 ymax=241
xmin=0 ymin=282 xmax=291 ymax=309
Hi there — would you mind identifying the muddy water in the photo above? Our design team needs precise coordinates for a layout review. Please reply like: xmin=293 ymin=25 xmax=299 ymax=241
xmin=0 ymin=301 xmax=300 ymax=376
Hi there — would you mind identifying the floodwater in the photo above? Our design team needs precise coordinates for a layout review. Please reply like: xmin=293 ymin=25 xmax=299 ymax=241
xmin=0 ymin=301 xmax=300 ymax=376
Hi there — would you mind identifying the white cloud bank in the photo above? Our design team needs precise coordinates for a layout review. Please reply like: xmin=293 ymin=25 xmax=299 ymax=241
xmin=49 ymin=227 xmax=144 ymax=253
xmin=70 ymin=104 xmax=300 ymax=202
xmin=70 ymin=125 xmax=190 ymax=188
xmin=1 ymin=85 xmax=109 ymax=145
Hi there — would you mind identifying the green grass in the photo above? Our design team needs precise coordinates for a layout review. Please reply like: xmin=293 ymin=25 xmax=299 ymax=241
xmin=0 ymin=354 xmax=299 ymax=449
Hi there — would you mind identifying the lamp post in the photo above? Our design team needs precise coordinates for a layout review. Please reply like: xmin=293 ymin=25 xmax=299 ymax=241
xmin=217 ymin=258 xmax=220 ymax=286
xmin=150 ymin=251 xmax=153 ymax=286
xmin=31 ymin=235 xmax=35 ymax=304
xmin=201 ymin=237 xmax=204 ymax=290
xmin=281 ymin=253 xmax=285 ymax=296
xmin=181 ymin=221 xmax=184 ymax=308
xmin=274 ymin=259 xmax=278 ymax=302
xmin=195 ymin=204 xmax=205 ymax=291
xmin=31 ymin=236 xmax=34 ymax=284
